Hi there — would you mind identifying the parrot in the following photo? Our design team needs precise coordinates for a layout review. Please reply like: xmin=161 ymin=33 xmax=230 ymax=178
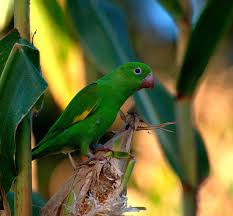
xmin=32 ymin=62 xmax=154 ymax=160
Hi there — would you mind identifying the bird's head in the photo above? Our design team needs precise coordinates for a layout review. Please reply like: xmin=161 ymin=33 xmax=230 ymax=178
xmin=115 ymin=62 xmax=155 ymax=91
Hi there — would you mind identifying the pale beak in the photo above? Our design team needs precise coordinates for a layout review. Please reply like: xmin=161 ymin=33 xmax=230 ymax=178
xmin=140 ymin=73 xmax=155 ymax=89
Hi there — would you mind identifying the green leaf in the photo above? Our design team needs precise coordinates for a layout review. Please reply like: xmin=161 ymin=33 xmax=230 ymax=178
xmin=65 ymin=0 xmax=133 ymax=72
xmin=158 ymin=0 xmax=184 ymax=21
xmin=177 ymin=0 xmax=233 ymax=96
xmin=7 ymin=191 xmax=46 ymax=216
xmin=63 ymin=191 xmax=76 ymax=216
xmin=0 ymin=29 xmax=20 ymax=75
xmin=0 ymin=30 xmax=47 ymax=192
xmin=122 ymin=159 xmax=136 ymax=189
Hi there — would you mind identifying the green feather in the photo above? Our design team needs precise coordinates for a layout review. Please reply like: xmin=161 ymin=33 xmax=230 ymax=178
xmin=32 ymin=62 xmax=153 ymax=160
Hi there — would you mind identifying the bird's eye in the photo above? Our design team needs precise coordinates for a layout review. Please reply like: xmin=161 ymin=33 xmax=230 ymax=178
xmin=134 ymin=67 xmax=142 ymax=75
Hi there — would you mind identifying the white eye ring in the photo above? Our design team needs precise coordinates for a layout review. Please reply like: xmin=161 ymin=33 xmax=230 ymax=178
xmin=134 ymin=67 xmax=142 ymax=75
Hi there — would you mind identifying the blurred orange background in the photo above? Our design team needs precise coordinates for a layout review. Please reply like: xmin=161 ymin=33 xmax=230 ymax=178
xmin=2 ymin=0 xmax=232 ymax=215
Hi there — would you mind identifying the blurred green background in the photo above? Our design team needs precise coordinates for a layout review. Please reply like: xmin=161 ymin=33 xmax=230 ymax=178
xmin=1 ymin=0 xmax=233 ymax=215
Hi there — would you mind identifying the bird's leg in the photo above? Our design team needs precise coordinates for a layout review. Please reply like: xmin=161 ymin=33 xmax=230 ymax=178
xmin=87 ymin=151 xmax=95 ymax=158
xmin=68 ymin=152 xmax=76 ymax=170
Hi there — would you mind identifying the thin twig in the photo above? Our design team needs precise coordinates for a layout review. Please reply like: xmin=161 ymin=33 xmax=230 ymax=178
xmin=136 ymin=122 xmax=176 ymax=133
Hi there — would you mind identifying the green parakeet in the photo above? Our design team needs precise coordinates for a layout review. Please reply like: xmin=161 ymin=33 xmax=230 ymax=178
xmin=32 ymin=62 xmax=154 ymax=160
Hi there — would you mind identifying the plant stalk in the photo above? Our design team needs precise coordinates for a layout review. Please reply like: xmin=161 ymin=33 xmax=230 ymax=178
xmin=14 ymin=0 xmax=32 ymax=215
xmin=176 ymin=98 xmax=197 ymax=216
xmin=176 ymin=3 xmax=197 ymax=215
xmin=182 ymin=183 xmax=197 ymax=216
xmin=176 ymin=100 xmax=196 ymax=187
xmin=14 ymin=0 xmax=30 ymax=39
xmin=176 ymin=93 xmax=197 ymax=216
xmin=15 ymin=116 xmax=32 ymax=216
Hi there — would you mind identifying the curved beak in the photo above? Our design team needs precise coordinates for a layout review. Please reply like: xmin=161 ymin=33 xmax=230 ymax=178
xmin=140 ymin=73 xmax=155 ymax=89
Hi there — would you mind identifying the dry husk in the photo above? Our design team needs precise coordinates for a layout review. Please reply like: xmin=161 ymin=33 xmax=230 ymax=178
xmin=40 ymin=113 xmax=170 ymax=216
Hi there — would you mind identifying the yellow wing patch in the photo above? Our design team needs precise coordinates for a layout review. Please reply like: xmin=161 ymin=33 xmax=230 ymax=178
xmin=72 ymin=103 xmax=98 ymax=124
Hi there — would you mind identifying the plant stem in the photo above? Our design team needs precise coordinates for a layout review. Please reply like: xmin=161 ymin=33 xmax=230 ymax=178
xmin=14 ymin=0 xmax=32 ymax=216
xmin=176 ymin=93 xmax=198 ymax=216
xmin=176 ymin=3 xmax=197 ymax=215
xmin=15 ymin=116 xmax=32 ymax=216
xmin=176 ymin=99 xmax=196 ymax=187
xmin=176 ymin=99 xmax=197 ymax=216
xmin=14 ymin=0 xmax=30 ymax=39
xmin=182 ymin=183 xmax=197 ymax=216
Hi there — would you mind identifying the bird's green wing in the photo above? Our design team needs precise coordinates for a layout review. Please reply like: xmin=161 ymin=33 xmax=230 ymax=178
xmin=40 ymin=83 xmax=100 ymax=143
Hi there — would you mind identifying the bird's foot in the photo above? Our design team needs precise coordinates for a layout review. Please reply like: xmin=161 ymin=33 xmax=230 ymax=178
xmin=88 ymin=151 xmax=95 ymax=158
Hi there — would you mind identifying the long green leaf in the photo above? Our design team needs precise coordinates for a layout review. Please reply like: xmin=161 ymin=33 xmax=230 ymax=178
xmin=177 ymin=0 xmax=233 ymax=96
xmin=0 ymin=29 xmax=20 ymax=75
xmin=0 ymin=30 xmax=47 ymax=192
